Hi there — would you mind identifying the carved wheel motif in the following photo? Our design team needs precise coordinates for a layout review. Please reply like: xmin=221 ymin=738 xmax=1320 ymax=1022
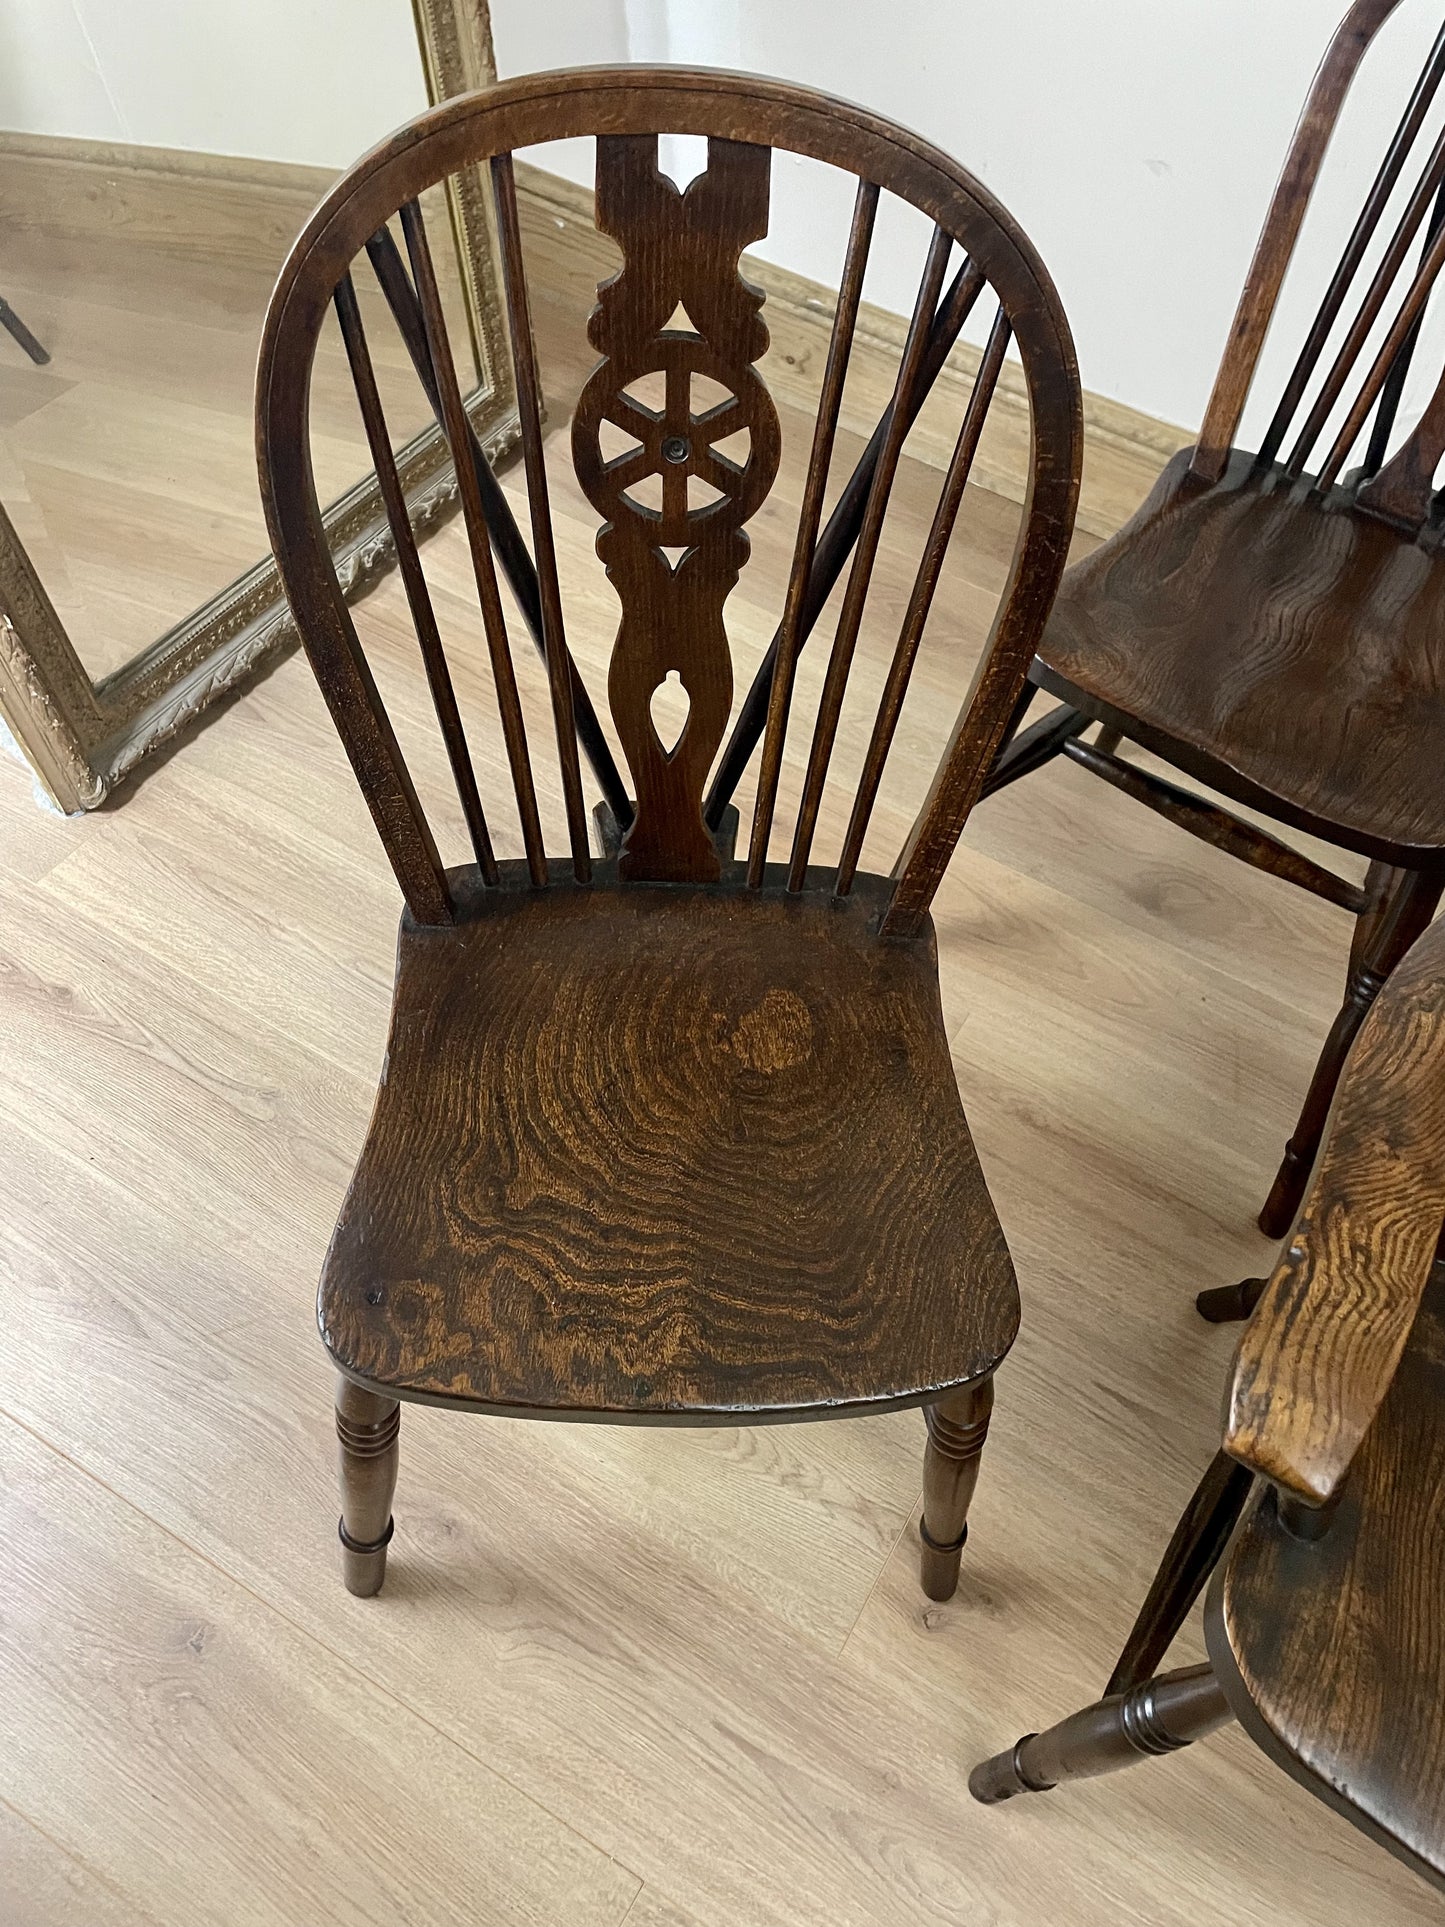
xmin=571 ymin=134 xmax=781 ymax=882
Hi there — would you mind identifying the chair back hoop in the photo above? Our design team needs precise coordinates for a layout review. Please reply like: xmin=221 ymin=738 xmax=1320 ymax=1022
xmin=1194 ymin=0 xmax=1445 ymax=524
xmin=257 ymin=68 xmax=1081 ymax=933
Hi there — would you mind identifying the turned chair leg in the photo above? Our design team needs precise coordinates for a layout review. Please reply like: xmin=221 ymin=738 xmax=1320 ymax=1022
xmin=1259 ymin=861 xmax=1443 ymax=1237
xmin=1104 ymin=1450 xmax=1255 ymax=1696
xmin=335 ymin=1375 xmax=400 ymax=1597
xmin=919 ymin=1376 xmax=994 ymax=1601
xmin=969 ymin=1663 xmax=1233 ymax=1804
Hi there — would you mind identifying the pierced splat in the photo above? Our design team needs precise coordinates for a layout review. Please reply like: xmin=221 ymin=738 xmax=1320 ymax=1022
xmin=572 ymin=134 xmax=782 ymax=882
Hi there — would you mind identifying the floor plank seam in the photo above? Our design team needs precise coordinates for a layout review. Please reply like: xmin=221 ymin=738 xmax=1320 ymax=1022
xmin=0 ymin=1787 xmax=168 ymax=1927
xmin=835 ymin=1496 xmax=920 ymax=1660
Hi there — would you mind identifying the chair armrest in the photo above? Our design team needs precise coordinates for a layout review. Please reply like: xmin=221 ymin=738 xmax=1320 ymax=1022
xmin=1224 ymin=910 xmax=1445 ymax=1505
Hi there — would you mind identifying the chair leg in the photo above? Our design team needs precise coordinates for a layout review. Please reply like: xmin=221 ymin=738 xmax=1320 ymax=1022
xmin=1104 ymin=1450 xmax=1255 ymax=1696
xmin=1259 ymin=862 xmax=1443 ymax=1236
xmin=969 ymin=1663 xmax=1233 ymax=1805
xmin=919 ymin=1376 xmax=994 ymax=1602
xmin=335 ymin=1375 xmax=400 ymax=1598
xmin=981 ymin=701 xmax=1089 ymax=798
xmin=1093 ymin=724 xmax=1123 ymax=756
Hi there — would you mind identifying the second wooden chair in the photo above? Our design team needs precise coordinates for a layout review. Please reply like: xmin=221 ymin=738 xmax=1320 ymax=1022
xmin=985 ymin=0 xmax=1445 ymax=1248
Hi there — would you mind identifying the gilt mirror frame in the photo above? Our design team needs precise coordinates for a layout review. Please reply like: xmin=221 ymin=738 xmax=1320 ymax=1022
xmin=0 ymin=0 xmax=517 ymax=813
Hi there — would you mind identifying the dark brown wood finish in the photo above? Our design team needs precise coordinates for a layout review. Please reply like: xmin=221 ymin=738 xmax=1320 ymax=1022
xmin=985 ymin=0 xmax=1445 ymax=1238
xmin=746 ymin=176 xmax=877 ymax=888
xmin=969 ymin=1664 xmax=1233 ymax=1804
xmin=1103 ymin=1449 xmax=1255 ymax=1697
xmin=491 ymin=150 xmax=591 ymax=881
xmin=572 ymin=134 xmax=781 ymax=883
xmin=335 ymin=1376 xmax=401 ymax=1598
xmin=1209 ymin=1272 xmax=1445 ymax=1891
xmin=707 ymin=251 xmax=987 ymax=836
xmin=1191 ymin=0 xmax=1402 ymax=484
xmin=971 ymin=909 xmax=1445 ymax=1895
xmin=322 ymin=867 xmax=1017 ymax=1419
xmin=363 ymin=222 xmax=634 ymax=830
xmin=401 ymin=195 xmax=548 ymax=887
xmin=256 ymin=69 xmax=1080 ymax=1603
xmin=919 ymin=1375 xmax=994 ymax=1600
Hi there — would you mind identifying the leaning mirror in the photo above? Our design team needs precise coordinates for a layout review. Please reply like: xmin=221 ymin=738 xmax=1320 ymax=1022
xmin=0 ymin=0 xmax=515 ymax=811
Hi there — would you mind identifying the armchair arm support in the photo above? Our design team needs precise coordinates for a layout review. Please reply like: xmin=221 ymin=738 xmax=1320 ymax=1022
xmin=1224 ymin=909 xmax=1445 ymax=1504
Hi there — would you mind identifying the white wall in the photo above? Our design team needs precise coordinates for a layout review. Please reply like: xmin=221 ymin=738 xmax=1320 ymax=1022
xmin=491 ymin=0 xmax=1445 ymax=441
xmin=0 ymin=0 xmax=430 ymax=170
xmin=4 ymin=0 xmax=1443 ymax=436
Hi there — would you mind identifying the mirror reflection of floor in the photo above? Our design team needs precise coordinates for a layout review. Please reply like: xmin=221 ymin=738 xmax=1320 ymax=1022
xmin=1 ymin=167 xmax=476 ymax=681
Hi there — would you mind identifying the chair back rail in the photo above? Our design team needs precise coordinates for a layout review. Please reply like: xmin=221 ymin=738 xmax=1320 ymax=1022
xmin=257 ymin=70 xmax=1081 ymax=931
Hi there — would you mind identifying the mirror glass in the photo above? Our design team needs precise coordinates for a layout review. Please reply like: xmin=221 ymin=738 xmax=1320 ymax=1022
xmin=0 ymin=1 xmax=478 ymax=680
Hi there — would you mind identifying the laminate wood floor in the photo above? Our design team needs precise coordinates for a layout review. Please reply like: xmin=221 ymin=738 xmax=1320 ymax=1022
xmin=0 ymin=233 xmax=1434 ymax=1927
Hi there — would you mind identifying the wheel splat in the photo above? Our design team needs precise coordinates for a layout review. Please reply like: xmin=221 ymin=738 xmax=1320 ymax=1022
xmin=572 ymin=134 xmax=782 ymax=881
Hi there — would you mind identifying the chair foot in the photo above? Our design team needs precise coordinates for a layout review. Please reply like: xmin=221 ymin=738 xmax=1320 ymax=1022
xmin=339 ymin=1516 xmax=395 ymax=1597
xmin=919 ymin=1519 xmax=968 ymax=1602
xmin=1196 ymin=1276 xmax=1267 ymax=1323
xmin=969 ymin=1734 xmax=1047 ymax=1804
xmin=335 ymin=1376 xmax=400 ymax=1598
xmin=919 ymin=1377 xmax=993 ymax=1601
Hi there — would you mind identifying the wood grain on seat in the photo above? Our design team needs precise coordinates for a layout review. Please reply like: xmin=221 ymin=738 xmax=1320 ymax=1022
xmin=1038 ymin=448 xmax=1445 ymax=863
xmin=321 ymin=867 xmax=1017 ymax=1420
xmin=1207 ymin=1260 xmax=1445 ymax=1890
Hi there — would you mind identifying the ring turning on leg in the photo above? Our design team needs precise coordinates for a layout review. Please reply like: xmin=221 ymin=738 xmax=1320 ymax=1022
xmin=919 ymin=1376 xmax=994 ymax=1602
xmin=969 ymin=1663 xmax=1233 ymax=1804
xmin=335 ymin=1376 xmax=401 ymax=1597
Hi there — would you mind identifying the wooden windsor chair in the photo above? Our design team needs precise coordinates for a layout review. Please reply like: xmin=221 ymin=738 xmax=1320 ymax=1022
xmin=255 ymin=70 xmax=1082 ymax=1601
xmin=985 ymin=0 xmax=1445 ymax=1258
xmin=969 ymin=905 xmax=1445 ymax=1896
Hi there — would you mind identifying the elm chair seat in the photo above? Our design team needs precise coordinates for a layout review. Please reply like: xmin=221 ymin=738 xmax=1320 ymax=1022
xmin=1039 ymin=449 xmax=1445 ymax=861
xmin=321 ymin=870 xmax=1016 ymax=1418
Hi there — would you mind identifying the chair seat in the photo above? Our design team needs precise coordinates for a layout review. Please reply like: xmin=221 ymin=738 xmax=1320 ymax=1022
xmin=1037 ymin=448 xmax=1445 ymax=862
xmin=1207 ymin=1262 xmax=1445 ymax=1888
xmin=319 ymin=867 xmax=1018 ymax=1421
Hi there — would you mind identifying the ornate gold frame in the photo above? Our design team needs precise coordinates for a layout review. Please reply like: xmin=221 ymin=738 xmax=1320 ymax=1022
xmin=0 ymin=0 xmax=515 ymax=812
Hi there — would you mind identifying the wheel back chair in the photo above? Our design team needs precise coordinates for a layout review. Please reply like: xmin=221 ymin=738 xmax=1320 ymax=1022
xmin=970 ymin=904 xmax=1445 ymax=1896
xmin=256 ymin=71 xmax=1081 ymax=1600
xmin=986 ymin=0 xmax=1445 ymax=1256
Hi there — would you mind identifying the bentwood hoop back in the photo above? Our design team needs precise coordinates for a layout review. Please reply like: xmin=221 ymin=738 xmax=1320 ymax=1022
xmin=256 ymin=69 xmax=1081 ymax=1602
